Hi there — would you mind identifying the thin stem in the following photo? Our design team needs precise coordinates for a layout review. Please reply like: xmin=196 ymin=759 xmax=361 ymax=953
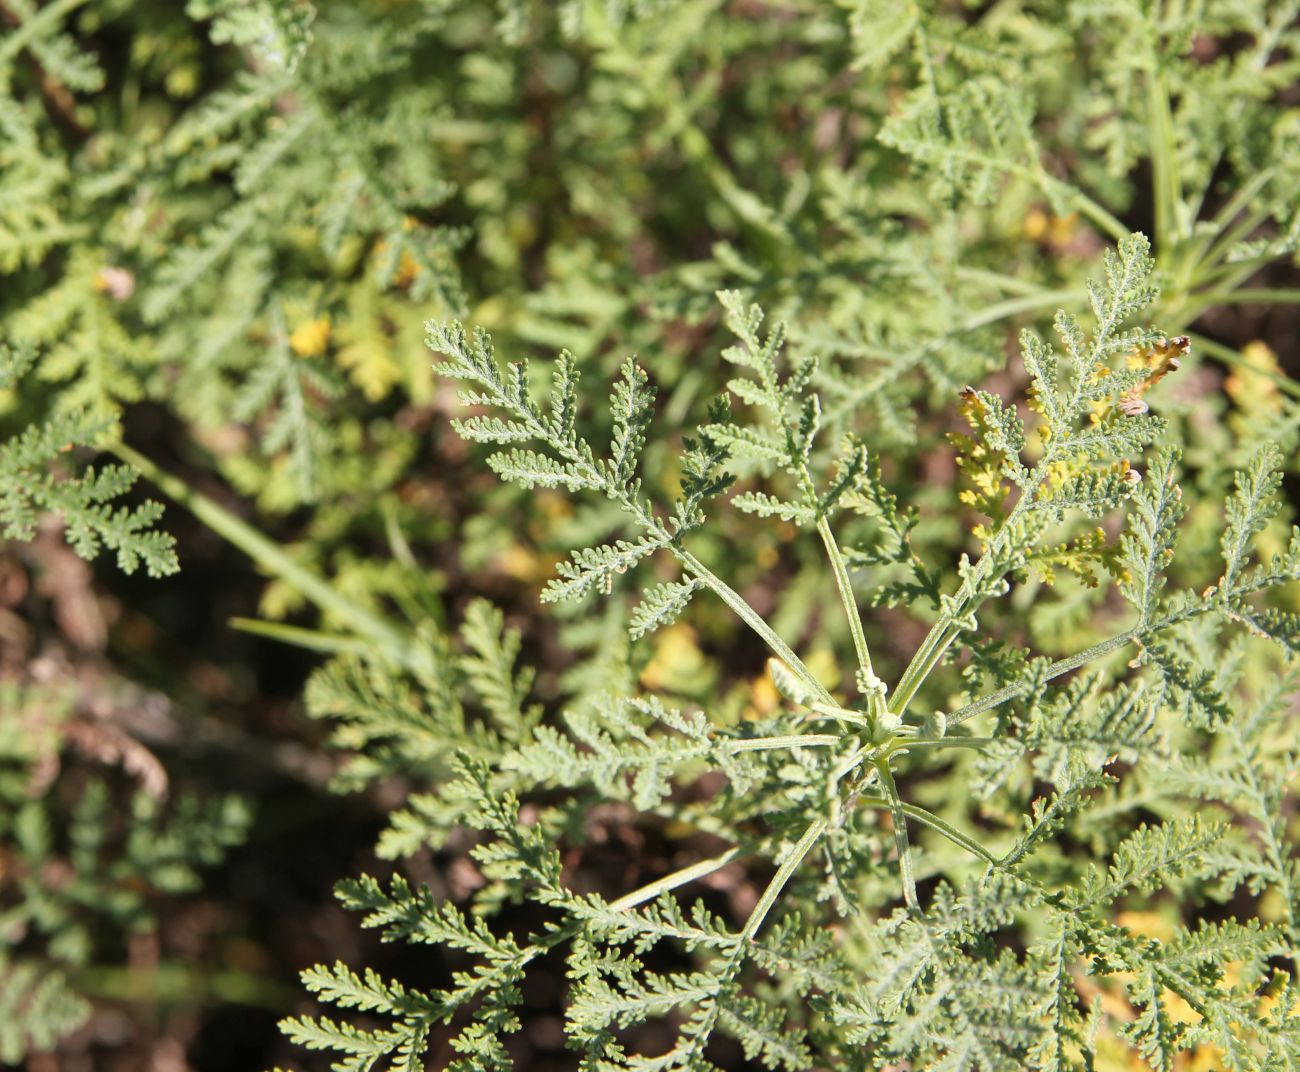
xmin=1189 ymin=334 xmax=1300 ymax=402
xmin=855 ymin=795 xmax=1000 ymax=867
xmin=888 ymin=616 xmax=962 ymax=720
xmin=228 ymin=617 xmax=375 ymax=656
xmin=890 ymin=468 xmax=1044 ymax=721
xmin=904 ymin=804 xmax=998 ymax=866
xmin=1148 ymin=68 xmax=1183 ymax=255
xmin=1167 ymin=173 xmax=1273 ymax=293
xmin=668 ymin=814 xmax=828 ymax=1066
xmin=112 ymin=443 xmax=421 ymax=671
xmin=1208 ymin=168 xmax=1274 ymax=232
xmin=1189 ymin=209 xmax=1272 ymax=289
xmin=1192 ymin=255 xmax=1277 ymax=308
xmin=1066 ymin=191 xmax=1131 ymax=246
xmin=890 ymin=736 xmax=995 ymax=754
xmin=942 ymin=630 xmax=1138 ymax=726
xmin=953 ymin=266 xmax=1047 ymax=297
xmin=874 ymin=759 xmax=918 ymax=911
xmin=740 ymin=817 xmax=828 ymax=940
xmin=889 ymin=540 xmax=1015 ymax=721
xmin=889 ymin=585 xmax=976 ymax=721
xmin=720 ymin=734 xmax=841 ymax=753
xmin=807 ymin=703 xmax=872 ymax=727
xmin=1190 ymin=288 xmax=1300 ymax=306
xmin=963 ymin=288 xmax=1085 ymax=331
xmin=608 ymin=848 xmax=743 ymax=912
xmin=677 ymin=548 xmax=835 ymax=707
xmin=816 ymin=515 xmax=877 ymax=698
xmin=1174 ymin=283 xmax=1300 ymax=328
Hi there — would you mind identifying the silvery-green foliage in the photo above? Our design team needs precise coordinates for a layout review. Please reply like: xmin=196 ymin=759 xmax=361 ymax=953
xmin=4 ymin=0 xmax=1300 ymax=1065
xmin=280 ymin=239 xmax=1300 ymax=1070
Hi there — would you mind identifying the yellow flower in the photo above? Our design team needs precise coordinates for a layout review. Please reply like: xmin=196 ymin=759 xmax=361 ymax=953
xmin=289 ymin=315 xmax=332 ymax=357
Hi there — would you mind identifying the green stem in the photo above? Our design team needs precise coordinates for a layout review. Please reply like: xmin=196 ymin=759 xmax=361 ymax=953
xmin=608 ymin=848 xmax=743 ymax=912
xmin=963 ymin=289 xmax=1085 ymax=331
xmin=1065 ymin=189 xmax=1131 ymax=246
xmin=1191 ymin=253 xmax=1277 ymax=307
xmin=1208 ymin=169 xmax=1274 ymax=232
xmin=816 ymin=515 xmax=878 ymax=699
xmin=941 ymin=630 xmax=1138 ymax=727
xmin=677 ymin=548 xmax=835 ymax=707
xmin=1167 ymin=174 xmax=1272 ymax=294
xmin=1148 ymin=68 xmax=1183 ymax=256
xmin=740 ymin=817 xmax=828 ymax=940
xmin=855 ymin=795 xmax=1000 ymax=867
xmin=1188 ymin=334 xmax=1300 ymax=402
xmin=1190 ymin=288 xmax=1300 ymax=306
xmin=890 ymin=476 xmax=1045 ymax=721
xmin=669 ymin=814 xmax=828 ymax=1066
xmin=889 ymin=616 xmax=965 ymax=720
xmin=1174 ymin=282 xmax=1300 ymax=327
xmin=874 ymin=758 xmax=918 ymax=911
xmin=953 ymin=266 xmax=1052 ymax=297
xmin=890 ymin=736 xmax=994 ymax=754
xmin=1184 ymin=209 xmax=1272 ymax=292
xmin=228 ymin=617 xmax=375 ymax=656
xmin=902 ymin=804 xmax=998 ymax=865
xmin=720 ymin=734 xmax=841 ymax=753
xmin=112 ymin=443 xmax=420 ymax=670
xmin=808 ymin=703 xmax=872 ymax=726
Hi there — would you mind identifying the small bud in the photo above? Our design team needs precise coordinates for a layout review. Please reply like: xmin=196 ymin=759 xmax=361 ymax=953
xmin=1118 ymin=394 xmax=1149 ymax=416
xmin=921 ymin=711 xmax=947 ymax=739
xmin=856 ymin=667 xmax=888 ymax=697
xmin=94 ymin=266 xmax=135 ymax=301
xmin=872 ymin=710 xmax=902 ymax=737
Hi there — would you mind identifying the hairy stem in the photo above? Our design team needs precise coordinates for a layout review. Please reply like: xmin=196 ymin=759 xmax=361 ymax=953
xmin=609 ymin=848 xmax=743 ymax=912
xmin=741 ymin=817 xmax=828 ymax=939
xmin=943 ymin=630 xmax=1139 ymax=726
xmin=720 ymin=734 xmax=841 ymax=753
xmin=855 ymin=796 xmax=1000 ymax=867
xmin=678 ymin=547 xmax=835 ymax=707
xmin=817 ymin=515 xmax=878 ymax=701
xmin=874 ymin=758 xmax=918 ymax=911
